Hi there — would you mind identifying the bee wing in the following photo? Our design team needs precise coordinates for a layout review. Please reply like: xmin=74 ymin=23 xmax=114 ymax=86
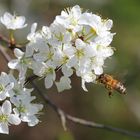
xmin=112 ymin=70 xmax=128 ymax=83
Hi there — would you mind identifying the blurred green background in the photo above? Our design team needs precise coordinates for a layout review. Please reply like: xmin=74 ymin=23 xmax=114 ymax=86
xmin=0 ymin=0 xmax=140 ymax=140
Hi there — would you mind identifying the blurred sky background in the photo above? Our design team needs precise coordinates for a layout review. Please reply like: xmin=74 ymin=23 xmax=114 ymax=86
xmin=0 ymin=0 xmax=140 ymax=140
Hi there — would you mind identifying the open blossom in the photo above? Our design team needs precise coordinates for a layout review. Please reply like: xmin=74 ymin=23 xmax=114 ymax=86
xmin=0 ymin=12 xmax=27 ymax=30
xmin=11 ymin=88 xmax=43 ymax=127
xmin=8 ymin=48 xmax=33 ymax=80
xmin=50 ymin=5 xmax=114 ymax=91
xmin=0 ymin=70 xmax=43 ymax=134
xmin=13 ymin=102 xmax=43 ymax=126
xmin=26 ymin=23 xmax=52 ymax=58
xmin=55 ymin=5 xmax=82 ymax=32
xmin=5 ymin=5 xmax=114 ymax=93
xmin=8 ymin=75 xmax=43 ymax=127
xmin=32 ymin=61 xmax=56 ymax=89
xmin=0 ymin=100 xmax=21 ymax=134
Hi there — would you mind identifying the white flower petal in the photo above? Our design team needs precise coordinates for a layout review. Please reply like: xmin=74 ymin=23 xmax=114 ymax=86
xmin=103 ymin=47 xmax=114 ymax=57
xmin=19 ymin=66 xmax=27 ymax=80
xmin=2 ymin=100 xmax=11 ymax=115
xmin=8 ymin=60 xmax=19 ymax=69
xmin=31 ymin=23 xmax=37 ymax=33
xmin=45 ymin=75 xmax=53 ymax=89
xmin=104 ymin=19 xmax=113 ymax=30
xmin=94 ymin=66 xmax=103 ymax=75
xmin=67 ymin=56 xmax=77 ymax=67
xmin=82 ymin=79 xmax=88 ymax=92
xmin=14 ymin=48 xmax=24 ymax=58
xmin=27 ymin=23 xmax=37 ymax=41
xmin=20 ymin=115 xmax=29 ymax=122
xmin=72 ymin=5 xmax=81 ymax=18
xmin=27 ymin=116 xmax=39 ymax=127
xmin=55 ymin=76 xmax=71 ymax=92
xmin=0 ymin=72 xmax=9 ymax=85
xmin=6 ymin=82 xmax=14 ymax=91
xmin=0 ymin=123 xmax=9 ymax=134
xmin=62 ymin=65 xmax=73 ymax=77
xmin=25 ymin=44 xmax=34 ymax=57
xmin=27 ymin=104 xmax=43 ymax=115
xmin=33 ymin=53 xmax=47 ymax=62
xmin=0 ymin=93 xmax=7 ymax=101
xmin=15 ymin=16 xmax=27 ymax=28
xmin=9 ymin=114 xmax=21 ymax=125
xmin=75 ymin=39 xmax=85 ymax=49
xmin=42 ymin=26 xmax=51 ymax=39
xmin=82 ymin=72 xmax=96 ymax=83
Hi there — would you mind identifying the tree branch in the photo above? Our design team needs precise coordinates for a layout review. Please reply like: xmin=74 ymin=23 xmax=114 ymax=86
xmin=30 ymin=81 xmax=140 ymax=138
xmin=0 ymin=33 xmax=140 ymax=138
xmin=0 ymin=45 xmax=11 ymax=62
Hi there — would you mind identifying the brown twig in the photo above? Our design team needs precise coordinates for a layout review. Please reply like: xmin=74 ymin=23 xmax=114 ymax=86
xmin=30 ymin=81 xmax=140 ymax=138
xmin=0 ymin=34 xmax=10 ymax=44
xmin=0 ymin=33 xmax=140 ymax=138
xmin=0 ymin=45 xmax=11 ymax=62
xmin=24 ymin=74 xmax=39 ymax=85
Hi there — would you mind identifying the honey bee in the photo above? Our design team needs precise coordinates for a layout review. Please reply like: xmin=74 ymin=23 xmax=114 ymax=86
xmin=97 ymin=74 xmax=126 ymax=96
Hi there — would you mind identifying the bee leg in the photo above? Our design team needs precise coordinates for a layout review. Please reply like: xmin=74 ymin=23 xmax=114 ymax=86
xmin=105 ymin=85 xmax=113 ymax=97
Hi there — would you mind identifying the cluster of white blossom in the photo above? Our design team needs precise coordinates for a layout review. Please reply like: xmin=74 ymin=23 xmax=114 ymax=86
xmin=0 ymin=72 xmax=43 ymax=134
xmin=0 ymin=5 xmax=115 ymax=134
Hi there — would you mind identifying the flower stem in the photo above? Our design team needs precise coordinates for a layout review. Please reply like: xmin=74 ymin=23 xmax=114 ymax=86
xmin=9 ymin=30 xmax=15 ymax=45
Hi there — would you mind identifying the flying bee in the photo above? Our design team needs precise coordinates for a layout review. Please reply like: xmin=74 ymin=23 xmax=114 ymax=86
xmin=97 ymin=74 xmax=126 ymax=96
